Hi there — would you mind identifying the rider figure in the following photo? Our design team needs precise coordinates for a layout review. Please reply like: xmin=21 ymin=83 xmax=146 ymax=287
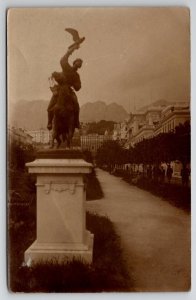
xmin=47 ymin=45 xmax=82 ymax=130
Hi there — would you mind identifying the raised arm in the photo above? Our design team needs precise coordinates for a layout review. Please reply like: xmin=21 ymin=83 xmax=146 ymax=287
xmin=60 ymin=43 xmax=79 ymax=71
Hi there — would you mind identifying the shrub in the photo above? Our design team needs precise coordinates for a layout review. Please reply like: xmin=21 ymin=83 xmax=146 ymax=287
xmin=86 ymin=169 xmax=104 ymax=200
xmin=8 ymin=140 xmax=35 ymax=171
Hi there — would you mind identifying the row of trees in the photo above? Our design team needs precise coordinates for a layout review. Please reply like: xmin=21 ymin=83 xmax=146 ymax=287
xmin=96 ymin=121 xmax=190 ymax=170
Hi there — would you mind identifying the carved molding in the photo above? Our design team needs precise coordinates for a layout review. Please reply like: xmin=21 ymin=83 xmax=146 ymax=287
xmin=36 ymin=182 xmax=81 ymax=195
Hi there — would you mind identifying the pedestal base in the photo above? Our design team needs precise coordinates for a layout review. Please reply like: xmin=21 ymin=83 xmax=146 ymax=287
xmin=24 ymin=150 xmax=94 ymax=266
xmin=25 ymin=231 xmax=94 ymax=265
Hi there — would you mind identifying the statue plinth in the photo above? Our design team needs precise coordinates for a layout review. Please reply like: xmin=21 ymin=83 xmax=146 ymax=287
xmin=24 ymin=149 xmax=94 ymax=265
xmin=36 ymin=148 xmax=84 ymax=159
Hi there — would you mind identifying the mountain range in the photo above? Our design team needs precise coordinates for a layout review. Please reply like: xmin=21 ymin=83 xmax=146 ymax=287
xmin=80 ymin=101 xmax=128 ymax=123
xmin=9 ymin=99 xmax=188 ymax=130
xmin=9 ymin=100 xmax=129 ymax=130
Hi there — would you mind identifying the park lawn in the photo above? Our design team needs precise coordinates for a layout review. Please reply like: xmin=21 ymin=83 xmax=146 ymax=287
xmin=8 ymin=169 xmax=132 ymax=292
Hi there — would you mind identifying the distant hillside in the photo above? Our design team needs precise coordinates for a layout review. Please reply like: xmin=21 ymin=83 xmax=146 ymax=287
xmin=9 ymin=100 xmax=128 ymax=130
xmin=80 ymin=101 xmax=128 ymax=122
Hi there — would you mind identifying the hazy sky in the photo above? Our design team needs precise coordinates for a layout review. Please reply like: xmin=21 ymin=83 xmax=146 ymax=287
xmin=8 ymin=7 xmax=190 ymax=111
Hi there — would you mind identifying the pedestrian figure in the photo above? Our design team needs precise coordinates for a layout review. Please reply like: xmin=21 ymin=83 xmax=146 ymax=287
xmin=181 ymin=166 xmax=190 ymax=186
xmin=166 ymin=164 xmax=173 ymax=184
xmin=152 ymin=165 xmax=159 ymax=182
xmin=147 ymin=165 xmax=152 ymax=180
xmin=157 ymin=166 xmax=162 ymax=183
xmin=160 ymin=166 xmax=165 ymax=184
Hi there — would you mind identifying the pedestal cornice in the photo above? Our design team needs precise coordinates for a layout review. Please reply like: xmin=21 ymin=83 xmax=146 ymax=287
xmin=26 ymin=149 xmax=92 ymax=174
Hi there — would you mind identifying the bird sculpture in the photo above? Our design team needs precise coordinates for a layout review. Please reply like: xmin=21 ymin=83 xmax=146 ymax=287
xmin=65 ymin=28 xmax=85 ymax=49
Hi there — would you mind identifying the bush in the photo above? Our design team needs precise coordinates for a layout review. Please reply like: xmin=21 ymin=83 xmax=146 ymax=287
xmin=8 ymin=140 xmax=35 ymax=170
xmin=86 ymin=169 xmax=104 ymax=200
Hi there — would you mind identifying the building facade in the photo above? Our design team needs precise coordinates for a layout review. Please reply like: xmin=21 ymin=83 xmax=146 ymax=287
xmin=154 ymin=104 xmax=190 ymax=135
xmin=27 ymin=129 xmax=51 ymax=144
xmin=125 ymin=107 xmax=162 ymax=147
xmin=81 ymin=134 xmax=112 ymax=157
xmin=124 ymin=103 xmax=190 ymax=148
xmin=113 ymin=121 xmax=129 ymax=143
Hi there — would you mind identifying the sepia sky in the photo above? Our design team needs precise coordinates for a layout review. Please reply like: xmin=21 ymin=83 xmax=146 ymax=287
xmin=8 ymin=7 xmax=190 ymax=111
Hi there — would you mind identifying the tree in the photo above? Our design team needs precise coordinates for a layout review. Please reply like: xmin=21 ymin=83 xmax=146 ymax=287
xmin=128 ymin=131 xmax=179 ymax=166
xmin=9 ymin=140 xmax=35 ymax=170
xmin=96 ymin=140 xmax=124 ymax=171
xmin=86 ymin=120 xmax=116 ymax=135
xmin=174 ymin=121 xmax=190 ymax=166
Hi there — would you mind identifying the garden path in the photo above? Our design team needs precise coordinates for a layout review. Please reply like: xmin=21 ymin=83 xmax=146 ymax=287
xmin=86 ymin=168 xmax=191 ymax=291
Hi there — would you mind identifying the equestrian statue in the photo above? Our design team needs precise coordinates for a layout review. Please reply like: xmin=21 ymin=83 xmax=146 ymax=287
xmin=47 ymin=28 xmax=85 ymax=148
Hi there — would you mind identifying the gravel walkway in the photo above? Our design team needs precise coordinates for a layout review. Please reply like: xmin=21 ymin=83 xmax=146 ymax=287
xmin=86 ymin=169 xmax=191 ymax=291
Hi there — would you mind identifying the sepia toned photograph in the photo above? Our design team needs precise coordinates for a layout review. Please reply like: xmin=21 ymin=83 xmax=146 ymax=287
xmin=7 ymin=7 xmax=191 ymax=292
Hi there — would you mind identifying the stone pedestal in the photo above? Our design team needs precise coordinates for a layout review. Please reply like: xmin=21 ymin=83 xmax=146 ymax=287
xmin=24 ymin=149 xmax=94 ymax=265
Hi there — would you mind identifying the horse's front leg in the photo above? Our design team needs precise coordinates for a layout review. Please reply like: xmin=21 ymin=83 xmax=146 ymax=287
xmin=56 ymin=135 xmax=61 ymax=148
xmin=67 ymin=126 xmax=74 ymax=149
xmin=50 ymin=133 xmax=55 ymax=149
xmin=50 ymin=126 xmax=58 ymax=149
